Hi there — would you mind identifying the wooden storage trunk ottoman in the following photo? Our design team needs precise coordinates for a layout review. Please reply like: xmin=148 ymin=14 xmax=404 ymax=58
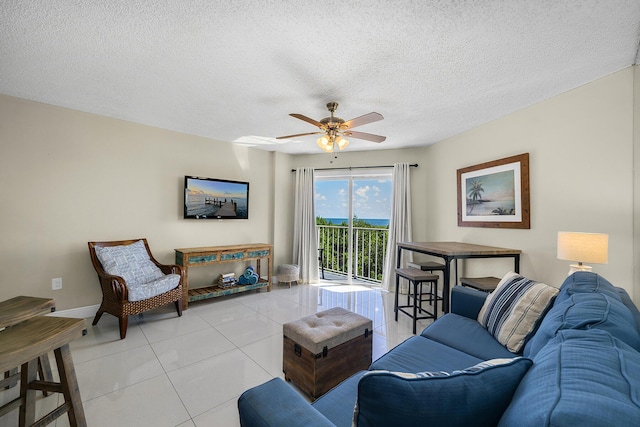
xmin=283 ymin=307 xmax=372 ymax=400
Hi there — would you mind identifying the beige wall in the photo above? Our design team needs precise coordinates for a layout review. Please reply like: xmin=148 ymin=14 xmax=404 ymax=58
xmin=422 ymin=68 xmax=635 ymax=294
xmin=0 ymin=95 xmax=277 ymax=310
xmin=2 ymin=66 xmax=638 ymax=311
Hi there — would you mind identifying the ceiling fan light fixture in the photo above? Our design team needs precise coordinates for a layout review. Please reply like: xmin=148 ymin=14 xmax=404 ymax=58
xmin=279 ymin=102 xmax=385 ymax=152
xmin=336 ymin=136 xmax=349 ymax=150
xmin=316 ymin=136 xmax=333 ymax=153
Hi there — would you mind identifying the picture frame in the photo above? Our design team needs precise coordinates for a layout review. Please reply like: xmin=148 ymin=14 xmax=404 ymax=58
xmin=457 ymin=153 xmax=530 ymax=229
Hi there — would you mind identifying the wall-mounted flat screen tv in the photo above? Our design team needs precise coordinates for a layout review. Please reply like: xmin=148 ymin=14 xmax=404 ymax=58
xmin=184 ymin=176 xmax=249 ymax=219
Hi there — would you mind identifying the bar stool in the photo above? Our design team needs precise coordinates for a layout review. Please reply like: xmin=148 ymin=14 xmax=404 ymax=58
xmin=1 ymin=296 xmax=56 ymax=394
xmin=460 ymin=276 xmax=501 ymax=292
xmin=394 ymin=268 xmax=440 ymax=334
xmin=407 ymin=261 xmax=445 ymax=307
xmin=0 ymin=316 xmax=87 ymax=427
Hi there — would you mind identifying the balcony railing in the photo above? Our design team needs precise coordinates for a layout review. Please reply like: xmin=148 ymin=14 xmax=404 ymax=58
xmin=317 ymin=225 xmax=389 ymax=284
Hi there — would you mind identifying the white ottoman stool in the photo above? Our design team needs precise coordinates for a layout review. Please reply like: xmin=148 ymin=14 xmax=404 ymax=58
xmin=277 ymin=264 xmax=299 ymax=288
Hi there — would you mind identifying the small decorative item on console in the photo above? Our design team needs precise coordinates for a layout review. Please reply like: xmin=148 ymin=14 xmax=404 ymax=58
xmin=238 ymin=266 xmax=259 ymax=285
xmin=217 ymin=272 xmax=237 ymax=288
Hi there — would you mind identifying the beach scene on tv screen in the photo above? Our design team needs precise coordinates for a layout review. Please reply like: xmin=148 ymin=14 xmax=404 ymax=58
xmin=186 ymin=179 xmax=248 ymax=219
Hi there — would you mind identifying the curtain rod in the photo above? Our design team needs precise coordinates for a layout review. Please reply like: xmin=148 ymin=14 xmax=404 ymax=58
xmin=291 ymin=164 xmax=418 ymax=172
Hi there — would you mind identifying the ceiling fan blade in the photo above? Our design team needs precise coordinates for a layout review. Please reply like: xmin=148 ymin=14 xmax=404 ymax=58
xmin=343 ymin=130 xmax=386 ymax=143
xmin=290 ymin=113 xmax=324 ymax=128
xmin=342 ymin=112 xmax=384 ymax=129
xmin=276 ymin=131 xmax=322 ymax=140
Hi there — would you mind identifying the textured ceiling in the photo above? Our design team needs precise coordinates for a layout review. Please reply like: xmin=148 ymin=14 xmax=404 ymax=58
xmin=2 ymin=1 xmax=640 ymax=154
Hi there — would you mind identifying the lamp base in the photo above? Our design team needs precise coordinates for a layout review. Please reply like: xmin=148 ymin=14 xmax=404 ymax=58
xmin=568 ymin=264 xmax=592 ymax=276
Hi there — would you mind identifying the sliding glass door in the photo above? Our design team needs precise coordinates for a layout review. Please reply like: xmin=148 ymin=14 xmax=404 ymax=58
xmin=315 ymin=169 xmax=392 ymax=284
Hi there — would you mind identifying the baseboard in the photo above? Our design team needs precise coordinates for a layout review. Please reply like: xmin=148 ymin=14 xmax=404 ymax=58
xmin=47 ymin=304 xmax=99 ymax=319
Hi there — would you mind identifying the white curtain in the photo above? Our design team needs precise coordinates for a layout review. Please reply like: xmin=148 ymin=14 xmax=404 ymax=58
xmin=382 ymin=163 xmax=413 ymax=292
xmin=293 ymin=168 xmax=319 ymax=284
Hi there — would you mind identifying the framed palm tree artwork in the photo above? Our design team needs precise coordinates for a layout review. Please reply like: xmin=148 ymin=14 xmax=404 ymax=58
xmin=457 ymin=153 xmax=530 ymax=229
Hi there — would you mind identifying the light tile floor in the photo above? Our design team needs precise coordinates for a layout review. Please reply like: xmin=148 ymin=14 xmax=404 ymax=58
xmin=1 ymin=281 xmax=439 ymax=427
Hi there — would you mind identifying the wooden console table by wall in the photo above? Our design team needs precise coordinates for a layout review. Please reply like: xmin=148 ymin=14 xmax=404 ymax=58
xmin=175 ymin=243 xmax=273 ymax=309
xmin=396 ymin=242 xmax=521 ymax=313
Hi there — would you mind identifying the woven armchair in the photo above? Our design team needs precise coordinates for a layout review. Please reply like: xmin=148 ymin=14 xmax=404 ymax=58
xmin=88 ymin=238 xmax=183 ymax=339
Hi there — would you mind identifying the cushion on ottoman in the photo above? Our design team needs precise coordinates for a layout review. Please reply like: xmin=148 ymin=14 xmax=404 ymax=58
xmin=284 ymin=307 xmax=371 ymax=355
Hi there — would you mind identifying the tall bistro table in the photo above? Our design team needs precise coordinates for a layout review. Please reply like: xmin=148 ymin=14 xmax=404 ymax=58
xmin=396 ymin=242 xmax=521 ymax=313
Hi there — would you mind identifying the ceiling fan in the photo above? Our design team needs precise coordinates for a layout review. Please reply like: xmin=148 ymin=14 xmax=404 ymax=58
xmin=276 ymin=102 xmax=386 ymax=153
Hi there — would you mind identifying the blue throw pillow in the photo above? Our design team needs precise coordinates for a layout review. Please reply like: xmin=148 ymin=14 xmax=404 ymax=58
xmin=500 ymin=329 xmax=640 ymax=426
xmin=353 ymin=357 xmax=532 ymax=427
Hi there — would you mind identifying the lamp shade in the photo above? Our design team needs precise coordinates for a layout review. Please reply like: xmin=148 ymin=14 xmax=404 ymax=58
xmin=557 ymin=232 xmax=608 ymax=264
xmin=316 ymin=136 xmax=333 ymax=153
xmin=335 ymin=136 xmax=349 ymax=150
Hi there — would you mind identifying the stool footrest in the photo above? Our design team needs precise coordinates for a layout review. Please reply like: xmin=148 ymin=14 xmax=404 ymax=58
xmin=29 ymin=380 xmax=63 ymax=394
xmin=0 ymin=371 xmax=19 ymax=389
xmin=32 ymin=402 xmax=71 ymax=427
xmin=0 ymin=397 xmax=21 ymax=418
xmin=396 ymin=304 xmax=437 ymax=322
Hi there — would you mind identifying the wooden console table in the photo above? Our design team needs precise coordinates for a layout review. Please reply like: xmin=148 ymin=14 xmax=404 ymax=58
xmin=396 ymin=242 xmax=521 ymax=313
xmin=175 ymin=243 xmax=273 ymax=309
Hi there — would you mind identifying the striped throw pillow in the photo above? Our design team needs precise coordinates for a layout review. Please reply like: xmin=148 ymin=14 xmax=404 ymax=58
xmin=478 ymin=272 xmax=559 ymax=353
xmin=368 ymin=357 xmax=523 ymax=380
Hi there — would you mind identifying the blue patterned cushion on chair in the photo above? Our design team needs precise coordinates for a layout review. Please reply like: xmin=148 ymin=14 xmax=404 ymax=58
xmin=353 ymin=357 xmax=532 ymax=427
xmin=127 ymin=273 xmax=180 ymax=302
xmin=478 ymin=272 xmax=559 ymax=353
xmin=94 ymin=240 xmax=172 ymax=301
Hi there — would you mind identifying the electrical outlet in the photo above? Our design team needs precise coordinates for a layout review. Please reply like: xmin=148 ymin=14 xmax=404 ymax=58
xmin=52 ymin=277 xmax=62 ymax=290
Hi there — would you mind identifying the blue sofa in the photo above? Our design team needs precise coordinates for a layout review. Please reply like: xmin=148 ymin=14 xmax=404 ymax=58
xmin=238 ymin=272 xmax=640 ymax=426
